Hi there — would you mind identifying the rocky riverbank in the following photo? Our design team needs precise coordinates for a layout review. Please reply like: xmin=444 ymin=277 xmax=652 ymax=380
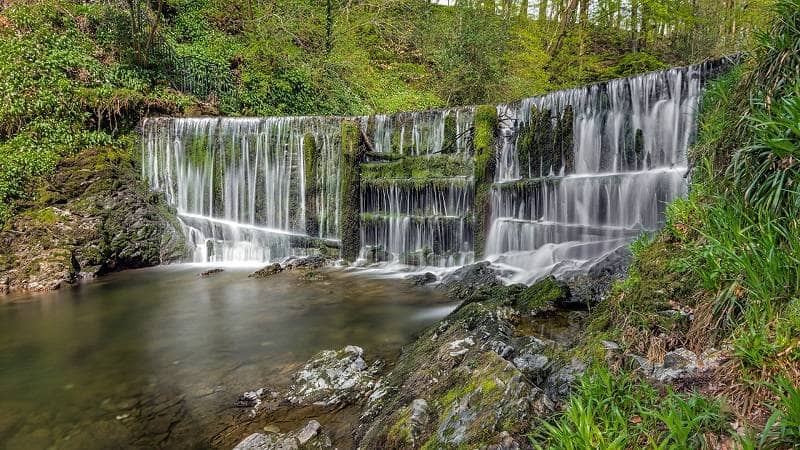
xmin=229 ymin=263 xmax=589 ymax=449
xmin=229 ymin=255 xmax=735 ymax=449
xmin=0 ymin=147 xmax=187 ymax=295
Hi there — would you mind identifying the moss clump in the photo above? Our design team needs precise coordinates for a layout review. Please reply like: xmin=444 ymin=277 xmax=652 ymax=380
xmin=516 ymin=276 xmax=570 ymax=312
xmin=339 ymin=120 xmax=364 ymax=261
xmin=361 ymin=155 xmax=471 ymax=180
xmin=303 ymin=133 xmax=319 ymax=237
xmin=473 ymin=105 xmax=498 ymax=185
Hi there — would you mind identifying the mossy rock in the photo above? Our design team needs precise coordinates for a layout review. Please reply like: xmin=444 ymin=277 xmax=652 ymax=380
xmin=516 ymin=276 xmax=571 ymax=313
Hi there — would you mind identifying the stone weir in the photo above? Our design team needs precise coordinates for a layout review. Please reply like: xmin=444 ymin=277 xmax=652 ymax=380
xmin=140 ymin=56 xmax=735 ymax=280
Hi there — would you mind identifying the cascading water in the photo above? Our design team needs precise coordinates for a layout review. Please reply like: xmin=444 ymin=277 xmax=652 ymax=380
xmin=360 ymin=177 xmax=474 ymax=266
xmin=359 ymin=107 xmax=476 ymax=267
xmin=140 ymin=58 xmax=732 ymax=278
xmin=486 ymin=61 xmax=717 ymax=282
xmin=141 ymin=116 xmax=342 ymax=263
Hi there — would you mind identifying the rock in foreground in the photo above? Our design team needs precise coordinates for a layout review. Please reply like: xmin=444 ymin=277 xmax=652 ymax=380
xmin=233 ymin=420 xmax=331 ymax=450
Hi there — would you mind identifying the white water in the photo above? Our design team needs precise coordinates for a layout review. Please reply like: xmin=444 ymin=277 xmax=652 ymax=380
xmin=141 ymin=60 xmax=727 ymax=280
xmin=141 ymin=116 xmax=341 ymax=263
xmin=486 ymin=63 xmax=707 ymax=282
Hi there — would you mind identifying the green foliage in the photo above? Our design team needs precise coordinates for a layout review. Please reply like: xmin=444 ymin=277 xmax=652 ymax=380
xmin=530 ymin=367 xmax=731 ymax=449
xmin=734 ymin=82 xmax=800 ymax=216
xmin=759 ymin=378 xmax=800 ymax=448
xmin=603 ymin=52 xmax=668 ymax=78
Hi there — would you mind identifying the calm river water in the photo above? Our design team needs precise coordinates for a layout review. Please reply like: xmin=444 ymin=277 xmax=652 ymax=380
xmin=0 ymin=265 xmax=455 ymax=449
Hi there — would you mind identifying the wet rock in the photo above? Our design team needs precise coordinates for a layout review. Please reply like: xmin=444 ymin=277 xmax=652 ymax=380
xmin=517 ymin=276 xmax=570 ymax=312
xmin=563 ymin=247 xmax=632 ymax=307
xmin=486 ymin=340 xmax=515 ymax=359
xmin=543 ymin=358 xmax=586 ymax=406
xmin=486 ymin=431 xmax=521 ymax=450
xmin=363 ymin=245 xmax=390 ymax=264
xmin=355 ymin=290 xmax=557 ymax=449
xmin=406 ymin=272 xmax=437 ymax=286
xmin=233 ymin=420 xmax=331 ymax=450
xmin=199 ymin=268 xmax=224 ymax=278
xmin=653 ymin=348 xmax=699 ymax=382
xmin=447 ymin=337 xmax=475 ymax=357
xmin=409 ymin=399 xmax=429 ymax=433
xmin=250 ymin=263 xmax=283 ymax=278
xmin=296 ymin=420 xmax=321 ymax=445
xmin=512 ymin=353 xmax=550 ymax=385
xmin=624 ymin=347 xmax=729 ymax=383
xmin=438 ymin=262 xmax=502 ymax=301
xmin=283 ymin=255 xmax=328 ymax=271
xmin=601 ymin=340 xmax=621 ymax=351
xmin=288 ymin=345 xmax=378 ymax=406
xmin=433 ymin=356 xmax=545 ymax=447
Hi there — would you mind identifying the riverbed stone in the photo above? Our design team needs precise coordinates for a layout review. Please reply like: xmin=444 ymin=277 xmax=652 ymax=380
xmin=233 ymin=420 xmax=332 ymax=450
xmin=406 ymin=272 xmax=437 ymax=286
xmin=288 ymin=345 xmax=378 ymax=406
xmin=438 ymin=262 xmax=502 ymax=300
xmin=250 ymin=263 xmax=283 ymax=278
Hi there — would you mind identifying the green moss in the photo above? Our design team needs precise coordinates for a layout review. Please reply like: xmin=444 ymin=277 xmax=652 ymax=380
xmin=386 ymin=408 xmax=413 ymax=445
xmin=27 ymin=208 xmax=61 ymax=225
xmin=516 ymin=276 xmax=569 ymax=312
xmin=473 ymin=105 xmax=498 ymax=186
xmin=339 ymin=120 xmax=364 ymax=261
xmin=471 ymin=105 xmax=498 ymax=260
xmin=303 ymin=133 xmax=319 ymax=237
xmin=361 ymin=155 xmax=471 ymax=180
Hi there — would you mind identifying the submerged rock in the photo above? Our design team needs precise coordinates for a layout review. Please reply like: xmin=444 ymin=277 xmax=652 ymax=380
xmin=283 ymin=255 xmax=328 ymax=271
xmin=406 ymin=272 xmax=437 ymax=286
xmin=199 ymin=268 xmax=224 ymax=278
xmin=233 ymin=420 xmax=331 ymax=450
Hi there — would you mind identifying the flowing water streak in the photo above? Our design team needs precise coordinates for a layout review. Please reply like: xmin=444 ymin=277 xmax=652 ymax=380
xmin=359 ymin=178 xmax=474 ymax=266
xmin=360 ymin=107 xmax=477 ymax=267
xmin=371 ymin=108 xmax=475 ymax=155
xmin=487 ymin=62 xmax=710 ymax=281
xmin=141 ymin=116 xmax=342 ymax=263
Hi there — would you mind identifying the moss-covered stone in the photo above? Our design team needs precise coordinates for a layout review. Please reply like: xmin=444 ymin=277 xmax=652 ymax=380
xmin=472 ymin=105 xmax=498 ymax=260
xmin=516 ymin=276 xmax=570 ymax=313
xmin=339 ymin=120 xmax=365 ymax=261
xmin=0 ymin=146 xmax=188 ymax=294
xmin=361 ymin=154 xmax=471 ymax=180
xmin=303 ymin=133 xmax=320 ymax=237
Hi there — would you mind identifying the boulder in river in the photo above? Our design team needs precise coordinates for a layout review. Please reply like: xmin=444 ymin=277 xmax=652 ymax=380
xmin=288 ymin=345 xmax=379 ymax=407
xmin=406 ymin=272 xmax=437 ymax=286
xmin=249 ymin=264 xmax=283 ymax=278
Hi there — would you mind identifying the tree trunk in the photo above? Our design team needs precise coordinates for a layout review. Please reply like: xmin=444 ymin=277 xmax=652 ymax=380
xmin=548 ymin=0 xmax=579 ymax=56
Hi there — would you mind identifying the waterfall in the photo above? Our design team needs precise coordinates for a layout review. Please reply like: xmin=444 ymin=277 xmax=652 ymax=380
xmin=360 ymin=177 xmax=474 ymax=266
xmin=486 ymin=61 xmax=716 ymax=282
xmin=140 ymin=58 xmax=732 ymax=277
xmin=141 ymin=116 xmax=342 ymax=263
